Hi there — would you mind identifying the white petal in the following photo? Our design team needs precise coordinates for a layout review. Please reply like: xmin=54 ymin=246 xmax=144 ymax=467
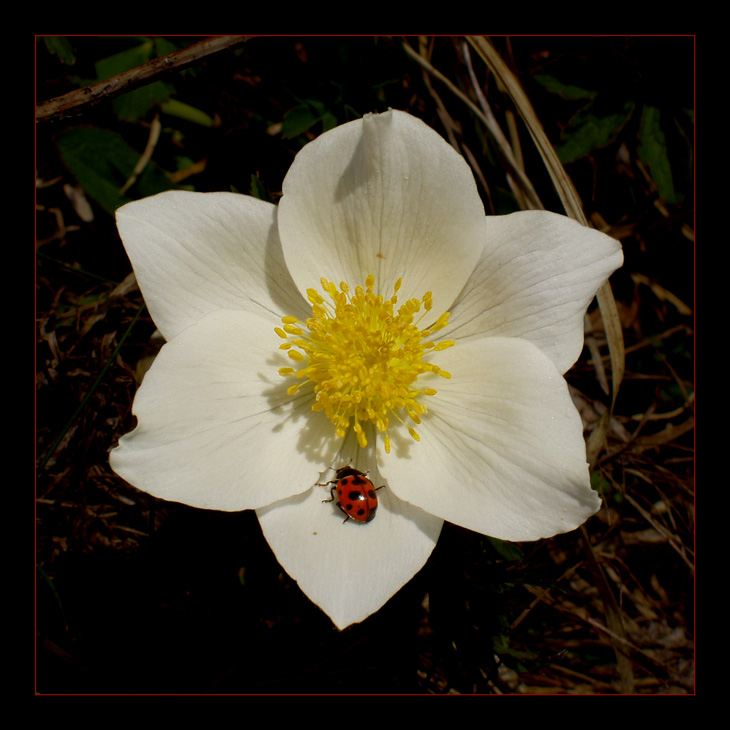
xmin=257 ymin=445 xmax=442 ymax=629
xmin=278 ymin=109 xmax=485 ymax=314
xmin=110 ymin=309 xmax=342 ymax=510
xmin=379 ymin=337 xmax=600 ymax=541
xmin=443 ymin=211 xmax=623 ymax=373
xmin=116 ymin=190 xmax=310 ymax=342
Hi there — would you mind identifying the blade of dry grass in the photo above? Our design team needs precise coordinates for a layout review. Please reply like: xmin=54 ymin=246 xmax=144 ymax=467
xmin=466 ymin=36 xmax=625 ymax=450
xmin=467 ymin=36 xmax=633 ymax=692
xmin=402 ymin=39 xmax=543 ymax=210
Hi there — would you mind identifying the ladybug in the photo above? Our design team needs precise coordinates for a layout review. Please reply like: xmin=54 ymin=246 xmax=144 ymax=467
xmin=318 ymin=466 xmax=385 ymax=523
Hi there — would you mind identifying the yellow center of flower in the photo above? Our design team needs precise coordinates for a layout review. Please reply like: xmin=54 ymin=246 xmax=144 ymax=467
xmin=276 ymin=275 xmax=454 ymax=454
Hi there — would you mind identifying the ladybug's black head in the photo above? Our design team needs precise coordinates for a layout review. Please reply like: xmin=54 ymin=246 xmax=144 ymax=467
xmin=334 ymin=466 xmax=366 ymax=480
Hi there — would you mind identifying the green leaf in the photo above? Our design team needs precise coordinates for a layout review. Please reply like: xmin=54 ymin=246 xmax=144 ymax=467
xmin=56 ymin=126 xmax=173 ymax=214
xmin=113 ymin=82 xmax=175 ymax=122
xmin=249 ymin=173 xmax=273 ymax=202
xmin=557 ymin=99 xmax=635 ymax=163
xmin=591 ymin=470 xmax=611 ymax=498
xmin=534 ymin=74 xmax=597 ymax=101
xmin=637 ymin=106 xmax=682 ymax=204
xmin=95 ymin=42 xmax=147 ymax=79
xmin=281 ymin=99 xmax=335 ymax=139
xmin=43 ymin=36 xmax=76 ymax=66
xmin=487 ymin=537 xmax=524 ymax=561
xmin=95 ymin=38 xmax=178 ymax=122
xmin=93 ymin=37 xmax=175 ymax=79
xmin=159 ymin=98 xmax=215 ymax=127
xmin=321 ymin=111 xmax=339 ymax=132
xmin=282 ymin=104 xmax=322 ymax=139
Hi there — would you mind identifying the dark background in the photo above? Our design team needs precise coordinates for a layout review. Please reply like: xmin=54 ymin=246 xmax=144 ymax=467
xmin=36 ymin=36 xmax=694 ymax=694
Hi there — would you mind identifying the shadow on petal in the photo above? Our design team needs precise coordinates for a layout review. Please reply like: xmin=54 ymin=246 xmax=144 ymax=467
xmin=259 ymin=355 xmax=343 ymax=473
xmin=262 ymin=212 xmax=312 ymax=321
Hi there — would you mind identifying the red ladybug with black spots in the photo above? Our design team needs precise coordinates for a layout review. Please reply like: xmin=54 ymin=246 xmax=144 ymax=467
xmin=319 ymin=466 xmax=384 ymax=523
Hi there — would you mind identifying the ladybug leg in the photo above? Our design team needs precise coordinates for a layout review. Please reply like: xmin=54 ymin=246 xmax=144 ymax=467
xmin=322 ymin=486 xmax=351 ymax=523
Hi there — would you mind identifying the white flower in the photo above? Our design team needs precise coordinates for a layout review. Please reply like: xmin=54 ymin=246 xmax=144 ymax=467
xmin=110 ymin=109 xmax=622 ymax=629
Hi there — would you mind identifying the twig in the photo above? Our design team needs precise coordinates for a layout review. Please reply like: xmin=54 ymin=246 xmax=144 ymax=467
xmin=36 ymin=35 xmax=252 ymax=122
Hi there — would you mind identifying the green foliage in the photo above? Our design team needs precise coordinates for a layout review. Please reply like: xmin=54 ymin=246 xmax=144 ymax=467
xmin=113 ymin=83 xmax=175 ymax=123
xmin=93 ymin=37 xmax=177 ymax=79
xmin=591 ymin=470 xmax=612 ymax=499
xmin=533 ymin=74 xmax=597 ymax=101
xmin=556 ymin=100 xmax=635 ymax=164
xmin=43 ymin=36 xmax=76 ymax=66
xmin=533 ymin=46 xmax=692 ymax=205
xmin=47 ymin=38 xmax=221 ymax=214
xmin=637 ymin=106 xmax=682 ymax=204
xmin=282 ymin=98 xmax=339 ymax=139
xmin=492 ymin=632 xmax=535 ymax=666
xmin=487 ymin=536 xmax=525 ymax=561
xmin=159 ymin=98 xmax=215 ymax=127
xmin=249 ymin=173 xmax=273 ymax=202
xmin=56 ymin=127 xmax=173 ymax=214
xmin=94 ymin=38 xmax=178 ymax=122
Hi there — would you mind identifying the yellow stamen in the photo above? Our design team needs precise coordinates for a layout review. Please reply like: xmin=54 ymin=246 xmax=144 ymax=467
xmin=276 ymin=277 xmax=452 ymax=453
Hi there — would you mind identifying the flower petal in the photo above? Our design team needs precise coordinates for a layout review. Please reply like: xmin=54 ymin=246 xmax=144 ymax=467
xmin=278 ymin=109 xmax=485 ymax=313
xmin=110 ymin=309 xmax=342 ymax=510
xmin=379 ymin=336 xmax=600 ymax=541
xmin=116 ymin=190 xmax=310 ymax=342
xmin=442 ymin=211 xmax=623 ymax=373
xmin=257 ymin=448 xmax=442 ymax=629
